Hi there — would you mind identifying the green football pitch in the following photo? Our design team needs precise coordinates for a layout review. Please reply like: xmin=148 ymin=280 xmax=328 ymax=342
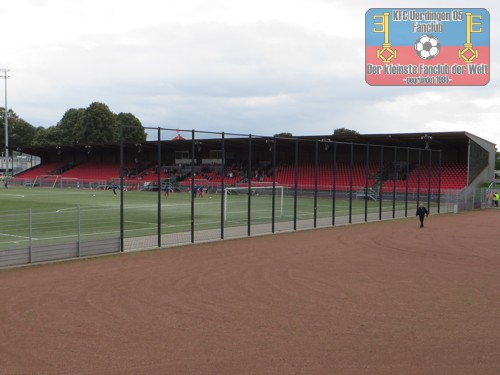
xmin=0 ymin=187 xmax=408 ymax=250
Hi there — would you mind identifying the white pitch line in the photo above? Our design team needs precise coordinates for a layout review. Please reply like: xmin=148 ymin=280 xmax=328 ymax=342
xmin=0 ymin=194 xmax=25 ymax=198
xmin=55 ymin=205 xmax=118 ymax=213
xmin=0 ymin=232 xmax=37 ymax=240
xmin=124 ymin=220 xmax=195 ymax=229
xmin=124 ymin=220 xmax=157 ymax=226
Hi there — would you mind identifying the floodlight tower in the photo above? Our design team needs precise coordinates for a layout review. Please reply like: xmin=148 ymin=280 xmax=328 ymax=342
xmin=1 ymin=69 xmax=9 ymax=178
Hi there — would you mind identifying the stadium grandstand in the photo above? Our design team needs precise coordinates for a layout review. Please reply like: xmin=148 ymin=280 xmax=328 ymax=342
xmin=10 ymin=131 xmax=496 ymax=193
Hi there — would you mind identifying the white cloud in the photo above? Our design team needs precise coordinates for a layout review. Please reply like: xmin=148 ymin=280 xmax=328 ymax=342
xmin=1 ymin=0 xmax=499 ymax=147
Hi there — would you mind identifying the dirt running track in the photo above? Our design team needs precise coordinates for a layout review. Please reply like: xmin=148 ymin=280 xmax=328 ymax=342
xmin=1 ymin=209 xmax=500 ymax=375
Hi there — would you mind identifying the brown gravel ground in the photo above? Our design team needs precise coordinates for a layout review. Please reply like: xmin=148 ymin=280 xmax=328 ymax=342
xmin=1 ymin=209 xmax=500 ymax=375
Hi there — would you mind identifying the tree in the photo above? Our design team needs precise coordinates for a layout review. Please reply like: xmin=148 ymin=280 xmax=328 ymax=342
xmin=333 ymin=128 xmax=360 ymax=136
xmin=31 ymin=127 xmax=49 ymax=146
xmin=0 ymin=108 xmax=37 ymax=147
xmin=57 ymin=108 xmax=85 ymax=144
xmin=2 ymin=103 xmax=147 ymax=148
xmin=9 ymin=118 xmax=37 ymax=147
xmin=274 ymin=132 xmax=293 ymax=138
xmin=32 ymin=126 xmax=65 ymax=146
xmin=74 ymin=102 xmax=117 ymax=144
xmin=116 ymin=112 xmax=147 ymax=143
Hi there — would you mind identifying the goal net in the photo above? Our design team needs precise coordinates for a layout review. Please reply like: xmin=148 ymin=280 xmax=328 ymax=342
xmin=223 ymin=185 xmax=284 ymax=221
xmin=32 ymin=175 xmax=60 ymax=188
xmin=59 ymin=178 xmax=81 ymax=189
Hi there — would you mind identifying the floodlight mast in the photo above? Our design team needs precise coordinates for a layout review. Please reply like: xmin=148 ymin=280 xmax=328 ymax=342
xmin=1 ymin=69 xmax=9 ymax=178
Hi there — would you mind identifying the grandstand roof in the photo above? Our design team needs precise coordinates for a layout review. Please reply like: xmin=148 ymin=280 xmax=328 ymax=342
xmin=336 ymin=131 xmax=494 ymax=149
xmin=13 ymin=131 xmax=488 ymax=160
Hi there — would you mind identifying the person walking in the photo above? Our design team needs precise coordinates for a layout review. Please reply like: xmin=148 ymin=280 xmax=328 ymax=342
xmin=493 ymin=192 xmax=499 ymax=207
xmin=416 ymin=203 xmax=429 ymax=228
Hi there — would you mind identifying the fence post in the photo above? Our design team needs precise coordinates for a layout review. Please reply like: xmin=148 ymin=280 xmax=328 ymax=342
xmin=220 ymin=132 xmax=225 ymax=239
xmin=272 ymin=136 xmax=277 ymax=233
xmin=405 ymin=147 xmax=410 ymax=216
xmin=190 ymin=130 xmax=195 ymax=243
xmin=29 ymin=208 xmax=32 ymax=264
xmin=349 ymin=143 xmax=353 ymax=224
xmin=364 ymin=144 xmax=369 ymax=222
xmin=247 ymin=134 xmax=252 ymax=237
xmin=119 ymin=124 xmax=124 ymax=252
xmin=314 ymin=140 xmax=318 ymax=228
xmin=294 ymin=138 xmax=299 ymax=230
xmin=332 ymin=142 xmax=337 ymax=226
xmin=379 ymin=145 xmax=384 ymax=220
xmin=437 ymin=150 xmax=442 ymax=213
xmin=392 ymin=146 xmax=397 ymax=219
xmin=157 ymin=127 xmax=161 ymax=248
xmin=416 ymin=149 xmax=421 ymax=208
xmin=427 ymin=149 xmax=432 ymax=209
xmin=77 ymin=206 xmax=81 ymax=257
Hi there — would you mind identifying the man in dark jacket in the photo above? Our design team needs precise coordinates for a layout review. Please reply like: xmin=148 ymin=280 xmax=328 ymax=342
xmin=416 ymin=203 xmax=429 ymax=228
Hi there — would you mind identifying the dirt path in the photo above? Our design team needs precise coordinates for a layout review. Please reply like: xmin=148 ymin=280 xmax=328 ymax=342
xmin=1 ymin=209 xmax=500 ymax=374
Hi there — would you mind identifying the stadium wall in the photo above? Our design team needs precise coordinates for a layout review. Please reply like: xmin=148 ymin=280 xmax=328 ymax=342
xmin=0 ymin=238 xmax=120 ymax=268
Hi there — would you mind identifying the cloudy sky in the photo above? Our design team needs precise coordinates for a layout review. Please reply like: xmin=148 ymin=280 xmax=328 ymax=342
xmin=1 ymin=0 xmax=498 ymax=147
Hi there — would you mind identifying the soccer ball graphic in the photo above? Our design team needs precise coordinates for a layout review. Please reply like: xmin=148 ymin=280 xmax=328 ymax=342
xmin=414 ymin=35 xmax=440 ymax=60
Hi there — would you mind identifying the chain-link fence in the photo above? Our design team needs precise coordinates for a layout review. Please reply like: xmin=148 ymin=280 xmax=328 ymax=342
xmin=1 ymin=126 xmax=485 ymax=268
xmin=116 ymin=127 xmax=450 ymax=250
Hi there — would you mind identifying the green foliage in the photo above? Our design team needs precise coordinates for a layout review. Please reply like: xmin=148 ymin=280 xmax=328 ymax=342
xmin=9 ymin=118 xmax=36 ymax=147
xmin=496 ymin=151 xmax=500 ymax=170
xmin=32 ymin=126 xmax=63 ymax=146
xmin=74 ymin=102 xmax=118 ymax=144
xmin=0 ymin=108 xmax=37 ymax=147
xmin=4 ymin=102 xmax=147 ymax=147
xmin=333 ymin=128 xmax=359 ymax=136
xmin=274 ymin=132 xmax=293 ymax=137
xmin=57 ymin=108 xmax=85 ymax=144
xmin=117 ymin=112 xmax=147 ymax=142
